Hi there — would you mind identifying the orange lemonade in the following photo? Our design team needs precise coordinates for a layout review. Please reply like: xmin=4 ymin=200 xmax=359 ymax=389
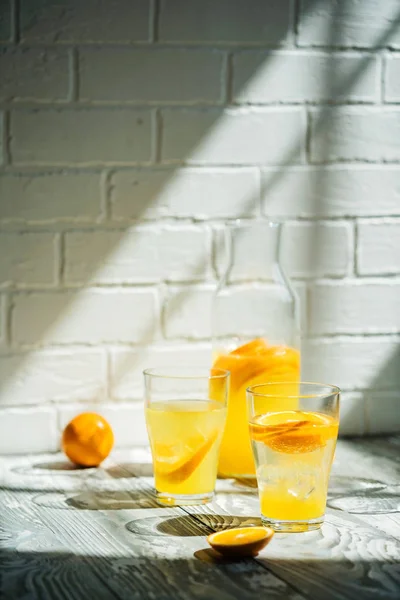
xmin=249 ymin=410 xmax=338 ymax=529
xmin=146 ymin=400 xmax=226 ymax=501
xmin=213 ymin=338 xmax=300 ymax=477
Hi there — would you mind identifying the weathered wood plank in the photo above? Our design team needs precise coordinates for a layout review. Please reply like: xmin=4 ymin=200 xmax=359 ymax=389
xmin=1 ymin=439 xmax=399 ymax=600
xmin=0 ymin=456 xmax=306 ymax=600
xmin=182 ymin=441 xmax=400 ymax=600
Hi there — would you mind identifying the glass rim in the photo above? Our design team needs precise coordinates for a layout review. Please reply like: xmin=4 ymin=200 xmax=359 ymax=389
xmin=143 ymin=366 xmax=230 ymax=381
xmin=246 ymin=381 xmax=341 ymax=399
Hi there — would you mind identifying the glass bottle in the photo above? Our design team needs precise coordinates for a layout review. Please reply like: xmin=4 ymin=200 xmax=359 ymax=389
xmin=212 ymin=220 xmax=301 ymax=479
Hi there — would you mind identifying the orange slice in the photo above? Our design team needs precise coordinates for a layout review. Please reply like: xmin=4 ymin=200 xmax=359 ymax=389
xmin=249 ymin=411 xmax=338 ymax=454
xmin=154 ymin=430 xmax=218 ymax=483
xmin=231 ymin=338 xmax=269 ymax=356
xmin=207 ymin=526 xmax=274 ymax=558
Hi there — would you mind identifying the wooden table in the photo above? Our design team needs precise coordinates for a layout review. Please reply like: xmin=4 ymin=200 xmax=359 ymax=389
xmin=1 ymin=436 xmax=400 ymax=600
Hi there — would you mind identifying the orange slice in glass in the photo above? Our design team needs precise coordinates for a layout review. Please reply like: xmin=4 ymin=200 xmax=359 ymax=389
xmin=249 ymin=411 xmax=338 ymax=454
xmin=154 ymin=430 xmax=218 ymax=483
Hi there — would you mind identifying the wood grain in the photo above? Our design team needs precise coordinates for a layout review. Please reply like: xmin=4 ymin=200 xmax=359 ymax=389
xmin=1 ymin=439 xmax=400 ymax=600
xmin=0 ymin=456 xmax=303 ymax=600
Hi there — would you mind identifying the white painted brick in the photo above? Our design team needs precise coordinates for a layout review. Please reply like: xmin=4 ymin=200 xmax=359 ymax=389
xmin=284 ymin=222 xmax=351 ymax=278
xmin=10 ymin=109 xmax=152 ymax=165
xmin=233 ymin=51 xmax=378 ymax=103
xmin=64 ymin=226 xmax=210 ymax=284
xmin=366 ymin=391 xmax=400 ymax=434
xmin=0 ymin=406 xmax=57 ymax=454
xmin=358 ymin=220 xmax=400 ymax=275
xmin=0 ymin=111 xmax=3 ymax=165
xmin=0 ymin=350 xmax=106 ymax=406
xmin=161 ymin=108 xmax=306 ymax=165
xmin=261 ymin=166 xmax=400 ymax=218
xmin=298 ymin=0 xmax=400 ymax=49
xmin=0 ymin=48 xmax=69 ymax=101
xmin=0 ymin=0 xmax=11 ymax=42
xmin=111 ymin=168 xmax=259 ymax=220
xmin=12 ymin=289 xmax=159 ymax=345
xmin=80 ymin=48 xmax=224 ymax=103
xmin=163 ymin=286 xmax=213 ymax=339
xmin=302 ymin=337 xmax=400 ymax=391
xmin=58 ymin=402 xmax=148 ymax=448
xmin=0 ymin=295 xmax=6 ymax=347
xmin=0 ymin=232 xmax=56 ymax=287
xmin=159 ymin=0 xmax=292 ymax=45
xmin=110 ymin=344 xmax=212 ymax=400
xmin=0 ymin=172 xmax=101 ymax=223
xmin=385 ymin=55 xmax=400 ymax=102
xmin=21 ymin=0 xmax=150 ymax=43
xmin=213 ymin=221 xmax=350 ymax=280
xmin=309 ymin=282 xmax=400 ymax=335
xmin=309 ymin=108 xmax=400 ymax=163
xmin=337 ymin=393 xmax=366 ymax=437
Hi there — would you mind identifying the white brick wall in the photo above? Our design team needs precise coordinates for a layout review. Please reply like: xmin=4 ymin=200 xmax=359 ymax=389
xmin=0 ymin=0 xmax=399 ymax=453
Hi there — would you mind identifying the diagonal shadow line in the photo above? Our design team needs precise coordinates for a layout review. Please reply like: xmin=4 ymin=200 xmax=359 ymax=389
xmin=110 ymin=4 xmax=400 ymax=416
xmin=1 ymin=2 xmax=399 ymax=441
xmin=0 ymin=0 xmax=322 ymax=411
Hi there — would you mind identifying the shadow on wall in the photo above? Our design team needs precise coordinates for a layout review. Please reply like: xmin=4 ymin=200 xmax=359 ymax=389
xmin=0 ymin=0 xmax=399 ymax=442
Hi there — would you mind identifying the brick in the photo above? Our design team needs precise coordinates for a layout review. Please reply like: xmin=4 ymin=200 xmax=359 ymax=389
xmin=302 ymin=337 xmax=400 ymax=391
xmin=161 ymin=108 xmax=305 ymax=165
xmin=58 ymin=402 xmax=148 ymax=448
xmin=298 ymin=0 xmax=400 ymax=49
xmin=0 ymin=406 xmax=57 ymax=453
xmin=0 ymin=111 xmax=3 ymax=165
xmin=309 ymin=108 xmax=400 ymax=163
xmin=309 ymin=282 xmax=400 ymax=335
xmin=163 ymin=286 xmax=213 ymax=339
xmin=111 ymin=168 xmax=259 ymax=220
xmin=0 ymin=295 xmax=5 ymax=346
xmin=0 ymin=232 xmax=56 ymax=287
xmin=159 ymin=0 xmax=291 ymax=45
xmin=10 ymin=109 xmax=152 ymax=165
xmin=0 ymin=0 xmax=12 ymax=41
xmin=358 ymin=220 xmax=400 ymax=275
xmin=110 ymin=344 xmax=211 ymax=399
xmin=64 ymin=226 xmax=211 ymax=284
xmin=20 ymin=0 xmax=150 ymax=43
xmin=12 ymin=289 xmax=159 ymax=345
xmin=233 ymin=51 xmax=378 ymax=104
xmin=0 ymin=48 xmax=69 ymax=101
xmin=366 ymin=391 xmax=400 ymax=434
xmin=213 ymin=221 xmax=350 ymax=279
xmin=0 ymin=350 xmax=106 ymax=406
xmin=80 ymin=48 xmax=223 ymax=103
xmin=337 ymin=393 xmax=366 ymax=436
xmin=282 ymin=221 xmax=351 ymax=278
xmin=385 ymin=55 xmax=400 ymax=102
xmin=261 ymin=166 xmax=400 ymax=218
xmin=0 ymin=172 xmax=102 ymax=223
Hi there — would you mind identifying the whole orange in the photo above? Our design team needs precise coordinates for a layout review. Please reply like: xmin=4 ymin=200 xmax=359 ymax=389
xmin=62 ymin=412 xmax=114 ymax=467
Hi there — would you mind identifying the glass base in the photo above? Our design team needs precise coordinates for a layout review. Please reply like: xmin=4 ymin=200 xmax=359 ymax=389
xmin=261 ymin=515 xmax=324 ymax=533
xmin=156 ymin=491 xmax=214 ymax=507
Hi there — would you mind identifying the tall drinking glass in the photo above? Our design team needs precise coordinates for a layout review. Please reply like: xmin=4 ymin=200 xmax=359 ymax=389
xmin=144 ymin=367 xmax=229 ymax=506
xmin=247 ymin=382 xmax=340 ymax=532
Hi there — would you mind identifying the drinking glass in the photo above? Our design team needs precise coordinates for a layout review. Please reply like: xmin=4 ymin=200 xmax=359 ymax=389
xmin=247 ymin=382 xmax=340 ymax=532
xmin=144 ymin=367 xmax=229 ymax=506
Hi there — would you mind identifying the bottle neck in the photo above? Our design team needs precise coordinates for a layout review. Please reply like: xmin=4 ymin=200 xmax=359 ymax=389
xmin=224 ymin=221 xmax=282 ymax=283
